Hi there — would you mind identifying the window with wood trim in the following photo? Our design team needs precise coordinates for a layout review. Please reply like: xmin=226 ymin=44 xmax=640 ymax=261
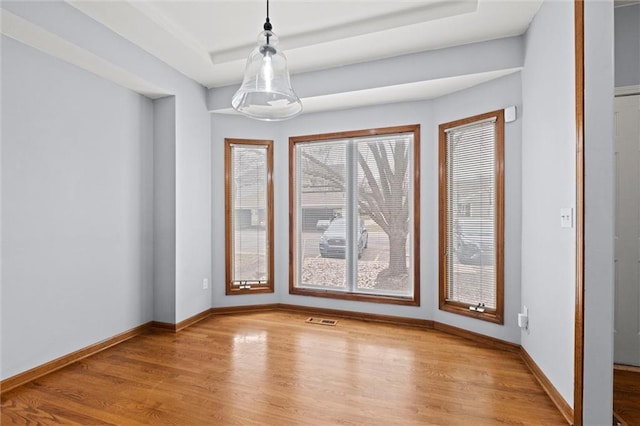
xmin=289 ymin=125 xmax=420 ymax=305
xmin=225 ymin=139 xmax=274 ymax=295
xmin=439 ymin=111 xmax=504 ymax=323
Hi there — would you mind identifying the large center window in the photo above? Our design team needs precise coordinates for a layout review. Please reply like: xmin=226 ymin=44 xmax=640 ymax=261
xmin=289 ymin=125 xmax=420 ymax=305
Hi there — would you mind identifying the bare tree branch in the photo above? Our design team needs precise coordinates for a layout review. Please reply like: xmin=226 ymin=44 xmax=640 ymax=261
xmin=357 ymin=150 xmax=387 ymax=223
xmin=369 ymin=143 xmax=393 ymax=206
xmin=301 ymin=152 xmax=345 ymax=191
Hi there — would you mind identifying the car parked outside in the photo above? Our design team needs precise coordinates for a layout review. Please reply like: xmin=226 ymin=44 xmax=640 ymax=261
xmin=318 ymin=217 xmax=368 ymax=258
xmin=454 ymin=219 xmax=495 ymax=265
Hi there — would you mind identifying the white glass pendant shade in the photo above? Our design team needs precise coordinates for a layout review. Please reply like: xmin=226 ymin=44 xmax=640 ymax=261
xmin=232 ymin=30 xmax=302 ymax=121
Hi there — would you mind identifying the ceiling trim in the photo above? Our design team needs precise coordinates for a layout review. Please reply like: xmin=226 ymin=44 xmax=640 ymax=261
xmin=210 ymin=67 xmax=522 ymax=116
xmin=67 ymin=0 xmax=214 ymax=85
xmin=1 ymin=9 xmax=170 ymax=99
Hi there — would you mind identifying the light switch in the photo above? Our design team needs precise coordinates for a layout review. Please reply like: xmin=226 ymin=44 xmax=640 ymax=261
xmin=560 ymin=208 xmax=573 ymax=228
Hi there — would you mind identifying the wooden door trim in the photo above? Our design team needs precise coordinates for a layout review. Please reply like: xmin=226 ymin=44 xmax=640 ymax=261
xmin=574 ymin=0 xmax=585 ymax=424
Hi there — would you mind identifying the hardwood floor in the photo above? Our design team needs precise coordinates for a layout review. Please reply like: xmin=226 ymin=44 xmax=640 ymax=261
xmin=1 ymin=311 xmax=566 ymax=425
xmin=614 ymin=367 xmax=640 ymax=426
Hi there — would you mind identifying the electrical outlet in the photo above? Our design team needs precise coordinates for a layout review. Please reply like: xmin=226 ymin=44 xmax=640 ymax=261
xmin=203 ymin=278 xmax=209 ymax=290
xmin=518 ymin=313 xmax=528 ymax=329
xmin=518 ymin=306 xmax=529 ymax=330
xmin=560 ymin=208 xmax=573 ymax=228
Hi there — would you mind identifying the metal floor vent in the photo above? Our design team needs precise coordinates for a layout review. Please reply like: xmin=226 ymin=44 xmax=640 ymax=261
xmin=306 ymin=317 xmax=338 ymax=326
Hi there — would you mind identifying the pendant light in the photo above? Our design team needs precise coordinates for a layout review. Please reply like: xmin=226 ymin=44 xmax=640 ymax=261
xmin=231 ymin=0 xmax=302 ymax=121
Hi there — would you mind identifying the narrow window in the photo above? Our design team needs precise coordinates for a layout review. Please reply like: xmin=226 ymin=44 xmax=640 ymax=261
xmin=225 ymin=139 xmax=274 ymax=294
xmin=290 ymin=125 xmax=420 ymax=305
xmin=439 ymin=111 xmax=504 ymax=323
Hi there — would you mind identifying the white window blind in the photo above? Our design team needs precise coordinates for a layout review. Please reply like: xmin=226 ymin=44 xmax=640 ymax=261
xmin=227 ymin=141 xmax=272 ymax=291
xmin=356 ymin=135 xmax=413 ymax=294
xmin=444 ymin=118 xmax=497 ymax=309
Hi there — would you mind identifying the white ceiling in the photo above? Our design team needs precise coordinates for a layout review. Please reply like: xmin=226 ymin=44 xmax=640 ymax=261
xmin=67 ymin=0 xmax=542 ymax=89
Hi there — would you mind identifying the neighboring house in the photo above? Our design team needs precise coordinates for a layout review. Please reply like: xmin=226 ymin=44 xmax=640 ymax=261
xmin=300 ymin=192 xmax=344 ymax=231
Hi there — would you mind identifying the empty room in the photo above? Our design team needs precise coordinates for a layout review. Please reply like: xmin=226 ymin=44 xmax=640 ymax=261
xmin=1 ymin=0 xmax=634 ymax=425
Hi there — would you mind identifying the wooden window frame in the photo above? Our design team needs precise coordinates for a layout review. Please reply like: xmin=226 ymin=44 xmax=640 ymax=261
xmin=224 ymin=138 xmax=275 ymax=295
xmin=438 ymin=110 xmax=505 ymax=324
xmin=289 ymin=125 xmax=420 ymax=306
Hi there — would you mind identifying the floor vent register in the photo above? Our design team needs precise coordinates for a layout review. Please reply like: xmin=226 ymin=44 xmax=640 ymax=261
xmin=306 ymin=317 xmax=338 ymax=326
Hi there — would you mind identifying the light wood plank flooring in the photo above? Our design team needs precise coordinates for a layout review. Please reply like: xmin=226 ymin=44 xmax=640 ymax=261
xmin=1 ymin=311 xmax=566 ymax=425
xmin=614 ymin=367 xmax=640 ymax=426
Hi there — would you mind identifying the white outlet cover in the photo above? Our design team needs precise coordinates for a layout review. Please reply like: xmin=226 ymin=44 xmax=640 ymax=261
xmin=518 ymin=313 xmax=528 ymax=328
xmin=560 ymin=207 xmax=573 ymax=228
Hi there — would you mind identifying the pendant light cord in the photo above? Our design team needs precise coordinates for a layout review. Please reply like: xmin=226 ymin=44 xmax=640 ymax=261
xmin=263 ymin=0 xmax=272 ymax=43
xmin=264 ymin=0 xmax=272 ymax=31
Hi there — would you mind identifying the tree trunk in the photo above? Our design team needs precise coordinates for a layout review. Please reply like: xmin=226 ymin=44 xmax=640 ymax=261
xmin=375 ymin=232 xmax=409 ymax=290
xmin=388 ymin=233 xmax=408 ymax=275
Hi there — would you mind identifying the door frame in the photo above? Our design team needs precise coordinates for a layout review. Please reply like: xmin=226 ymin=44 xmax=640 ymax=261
xmin=574 ymin=0 xmax=585 ymax=424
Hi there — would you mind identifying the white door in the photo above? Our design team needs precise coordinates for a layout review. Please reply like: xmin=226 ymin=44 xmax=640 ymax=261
xmin=614 ymin=94 xmax=640 ymax=366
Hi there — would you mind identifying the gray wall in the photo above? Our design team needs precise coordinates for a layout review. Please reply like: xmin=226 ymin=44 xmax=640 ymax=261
xmin=584 ymin=1 xmax=615 ymax=424
xmin=1 ymin=36 xmax=154 ymax=379
xmin=430 ymin=74 xmax=522 ymax=344
xmin=210 ymin=116 xmax=281 ymax=309
xmin=153 ymin=96 xmax=177 ymax=323
xmin=615 ymin=3 xmax=640 ymax=88
xmin=1 ymin=0 xmax=213 ymax=379
xmin=520 ymin=0 xmax=576 ymax=407
xmin=173 ymin=87 xmax=212 ymax=323
xmin=2 ymin=1 xmax=213 ymax=326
